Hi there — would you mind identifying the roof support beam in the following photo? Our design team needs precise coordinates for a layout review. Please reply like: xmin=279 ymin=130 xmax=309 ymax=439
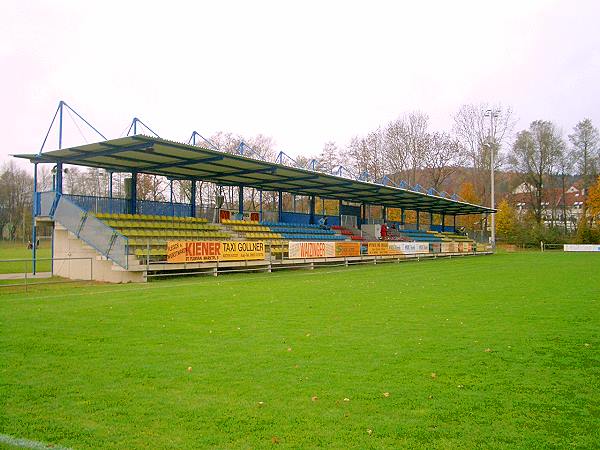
xmin=143 ymin=154 xmax=225 ymax=171
xmin=65 ymin=141 xmax=155 ymax=162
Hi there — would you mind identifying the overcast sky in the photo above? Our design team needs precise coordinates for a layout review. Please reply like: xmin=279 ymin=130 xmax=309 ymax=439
xmin=2 ymin=0 xmax=600 ymax=165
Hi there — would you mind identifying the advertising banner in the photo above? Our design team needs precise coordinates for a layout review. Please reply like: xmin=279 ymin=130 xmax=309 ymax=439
xmin=368 ymin=241 xmax=429 ymax=255
xmin=389 ymin=242 xmax=429 ymax=254
xmin=288 ymin=241 xmax=336 ymax=258
xmin=387 ymin=207 xmax=402 ymax=222
xmin=334 ymin=242 xmax=361 ymax=257
xmin=564 ymin=244 xmax=600 ymax=252
xmin=441 ymin=243 xmax=453 ymax=253
xmin=368 ymin=242 xmax=395 ymax=255
xmin=167 ymin=241 xmax=265 ymax=263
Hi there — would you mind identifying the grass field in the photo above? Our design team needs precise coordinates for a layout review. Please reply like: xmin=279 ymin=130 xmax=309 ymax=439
xmin=1 ymin=252 xmax=598 ymax=449
xmin=0 ymin=240 xmax=52 ymax=274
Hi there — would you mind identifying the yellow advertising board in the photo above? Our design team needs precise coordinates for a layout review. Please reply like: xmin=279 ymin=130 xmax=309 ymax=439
xmin=167 ymin=241 xmax=265 ymax=263
xmin=334 ymin=242 xmax=361 ymax=257
xmin=387 ymin=207 xmax=402 ymax=222
xmin=368 ymin=242 xmax=398 ymax=255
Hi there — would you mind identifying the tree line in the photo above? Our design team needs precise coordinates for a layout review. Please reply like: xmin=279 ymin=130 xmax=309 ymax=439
xmin=1 ymin=103 xmax=599 ymax=243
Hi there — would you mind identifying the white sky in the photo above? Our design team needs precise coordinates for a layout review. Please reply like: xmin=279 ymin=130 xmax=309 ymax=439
xmin=2 ymin=0 xmax=600 ymax=164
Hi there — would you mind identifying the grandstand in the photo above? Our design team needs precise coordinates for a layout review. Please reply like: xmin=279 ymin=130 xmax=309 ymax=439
xmin=15 ymin=135 xmax=494 ymax=282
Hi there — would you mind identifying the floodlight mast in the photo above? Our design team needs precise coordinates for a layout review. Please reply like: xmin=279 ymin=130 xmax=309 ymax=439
xmin=484 ymin=109 xmax=500 ymax=251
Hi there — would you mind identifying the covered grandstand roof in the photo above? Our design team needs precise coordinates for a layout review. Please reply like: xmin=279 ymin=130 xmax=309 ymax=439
xmin=15 ymin=135 xmax=493 ymax=215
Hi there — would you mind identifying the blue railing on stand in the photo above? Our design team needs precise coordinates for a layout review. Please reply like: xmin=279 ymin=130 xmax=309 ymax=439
xmin=61 ymin=193 xmax=193 ymax=217
xmin=137 ymin=199 xmax=191 ymax=217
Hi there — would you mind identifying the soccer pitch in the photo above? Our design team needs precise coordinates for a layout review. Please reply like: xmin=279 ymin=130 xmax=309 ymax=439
xmin=1 ymin=253 xmax=598 ymax=449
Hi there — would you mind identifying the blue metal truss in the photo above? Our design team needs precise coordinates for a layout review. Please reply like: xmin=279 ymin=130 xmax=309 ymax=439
xmin=188 ymin=131 xmax=219 ymax=150
xmin=39 ymin=101 xmax=107 ymax=154
xmin=126 ymin=117 xmax=160 ymax=138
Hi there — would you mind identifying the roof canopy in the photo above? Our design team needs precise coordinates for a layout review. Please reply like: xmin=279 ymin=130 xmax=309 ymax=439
xmin=15 ymin=135 xmax=493 ymax=215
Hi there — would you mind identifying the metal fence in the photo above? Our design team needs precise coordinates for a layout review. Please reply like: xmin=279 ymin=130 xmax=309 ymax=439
xmin=137 ymin=199 xmax=191 ymax=217
xmin=63 ymin=194 xmax=129 ymax=215
xmin=37 ymin=191 xmax=58 ymax=216
xmin=144 ymin=241 xmax=491 ymax=280
xmin=52 ymin=194 xmax=129 ymax=269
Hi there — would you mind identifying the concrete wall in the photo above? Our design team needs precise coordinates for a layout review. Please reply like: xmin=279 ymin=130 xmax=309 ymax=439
xmin=53 ymin=224 xmax=144 ymax=283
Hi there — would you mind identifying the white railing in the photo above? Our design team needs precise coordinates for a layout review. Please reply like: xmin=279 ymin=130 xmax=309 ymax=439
xmin=40 ymin=192 xmax=129 ymax=269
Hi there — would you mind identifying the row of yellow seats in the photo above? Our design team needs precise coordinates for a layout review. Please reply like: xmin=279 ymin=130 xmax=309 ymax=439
xmin=135 ymin=248 xmax=167 ymax=257
xmin=244 ymin=232 xmax=283 ymax=239
xmin=268 ymin=241 xmax=288 ymax=247
xmin=108 ymin=220 xmax=219 ymax=231
xmin=129 ymin=236 xmax=236 ymax=247
xmin=221 ymin=219 xmax=260 ymax=225
xmin=128 ymin=239 xmax=169 ymax=247
xmin=96 ymin=213 xmax=208 ymax=223
xmin=231 ymin=225 xmax=270 ymax=232
xmin=123 ymin=230 xmax=230 ymax=238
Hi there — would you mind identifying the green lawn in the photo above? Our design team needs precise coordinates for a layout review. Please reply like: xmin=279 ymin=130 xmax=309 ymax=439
xmin=0 ymin=240 xmax=52 ymax=274
xmin=1 ymin=252 xmax=598 ymax=449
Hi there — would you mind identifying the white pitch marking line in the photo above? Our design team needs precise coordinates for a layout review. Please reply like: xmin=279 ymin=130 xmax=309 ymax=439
xmin=0 ymin=433 xmax=73 ymax=450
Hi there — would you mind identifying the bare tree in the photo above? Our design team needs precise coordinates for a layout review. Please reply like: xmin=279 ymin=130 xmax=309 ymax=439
xmin=137 ymin=174 xmax=168 ymax=201
xmin=509 ymin=120 xmax=565 ymax=224
xmin=555 ymin=148 xmax=575 ymax=232
xmin=422 ymin=132 xmax=466 ymax=191
xmin=317 ymin=141 xmax=339 ymax=174
xmin=38 ymin=165 xmax=53 ymax=191
xmin=405 ymin=112 xmax=429 ymax=186
xmin=383 ymin=118 xmax=411 ymax=184
xmin=345 ymin=130 xmax=387 ymax=182
xmin=569 ymin=118 xmax=599 ymax=221
xmin=0 ymin=162 xmax=33 ymax=240
xmin=453 ymin=103 xmax=515 ymax=199
xmin=345 ymin=135 xmax=372 ymax=179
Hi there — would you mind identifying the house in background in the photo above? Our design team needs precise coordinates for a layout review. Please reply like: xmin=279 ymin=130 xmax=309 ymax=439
xmin=507 ymin=181 xmax=586 ymax=230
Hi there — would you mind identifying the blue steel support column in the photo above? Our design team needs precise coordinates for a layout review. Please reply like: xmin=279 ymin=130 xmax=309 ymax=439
xmin=130 ymin=171 xmax=137 ymax=215
xmin=441 ymin=214 xmax=446 ymax=232
xmin=361 ymin=202 xmax=366 ymax=226
xmin=238 ymin=185 xmax=244 ymax=215
xmin=309 ymin=195 xmax=316 ymax=224
xmin=32 ymin=163 xmax=38 ymax=275
xmin=55 ymin=162 xmax=63 ymax=194
xmin=429 ymin=212 xmax=433 ymax=230
xmin=338 ymin=200 xmax=342 ymax=224
xmin=108 ymin=172 xmax=113 ymax=214
xmin=190 ymin=180 xmax=196 ymax=217
xmin=416 ymin=210 xmax=420 ymax=230
xmin=170 ymin=180 xmax=174 ymax=217
xmin=383 ymin=206 xmax=387 ymax=222
xmin=58 ymin=101 xmax=64 ymax=149
xmin=401 ymin=208 xmax=405 ymax=225
xmin=453 ymin=215 xmax=456 ymax=230
xmin=259 ymin=190 xmax=263 ymax=221
xmin=278 ymin=191 xmax=283 ymax=222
